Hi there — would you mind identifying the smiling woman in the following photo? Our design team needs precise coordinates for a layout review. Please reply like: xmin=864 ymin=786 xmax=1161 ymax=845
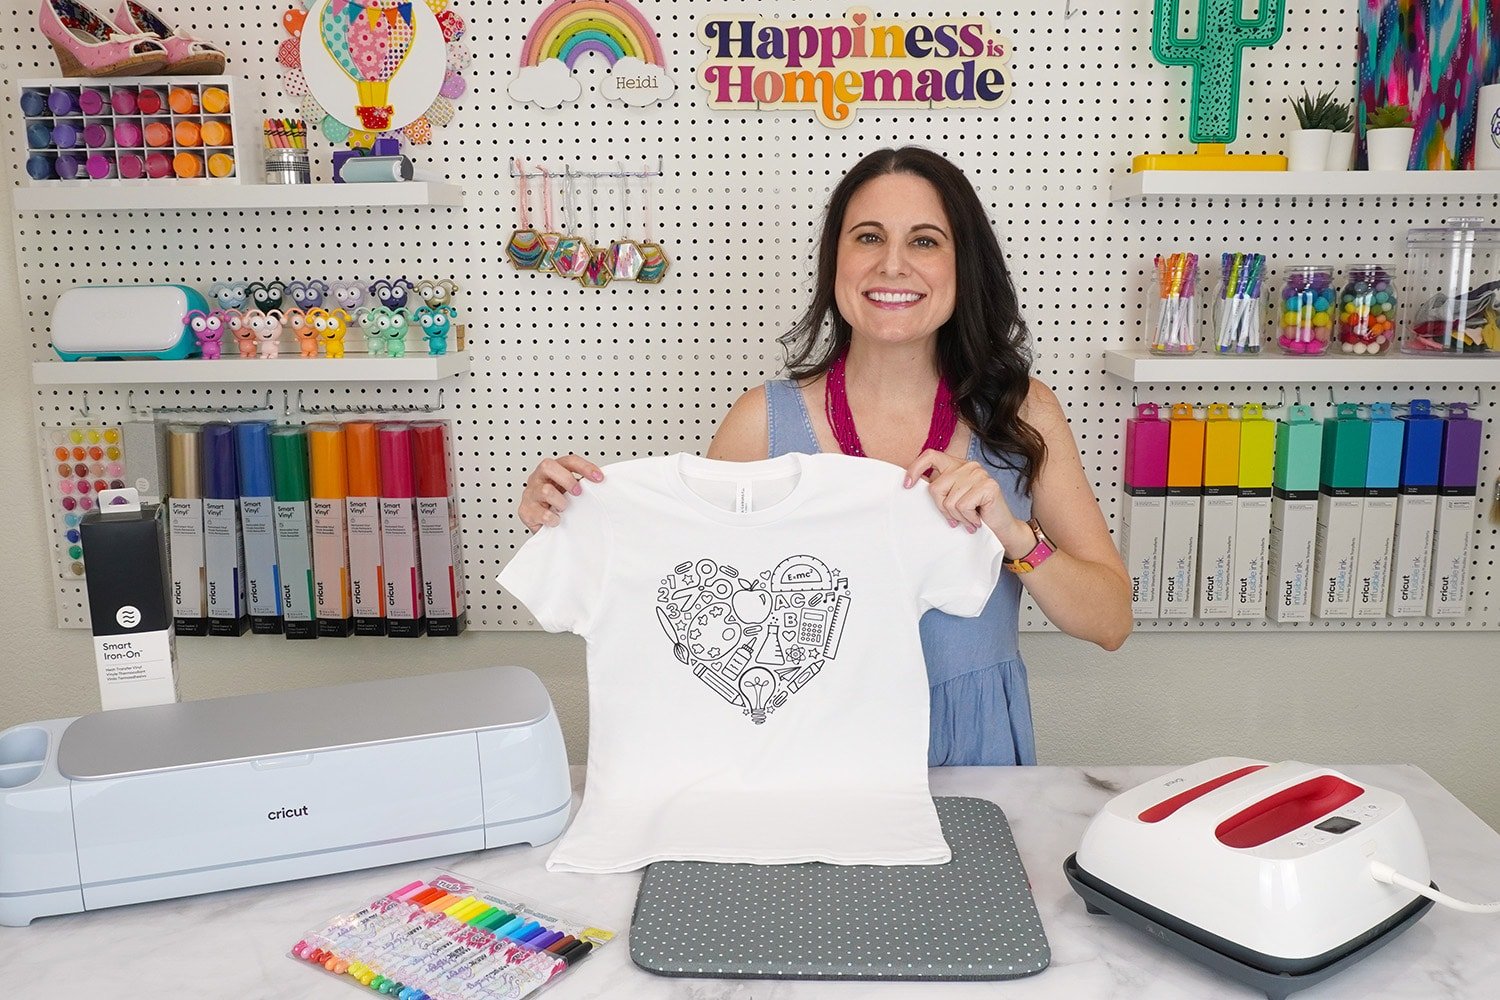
xmin=517 ymin=146 xmax=1131 ymax=767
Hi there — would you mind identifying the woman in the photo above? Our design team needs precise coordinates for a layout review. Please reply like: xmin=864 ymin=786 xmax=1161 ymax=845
xmin=518 ymin=146 xmax=1131 ymax=765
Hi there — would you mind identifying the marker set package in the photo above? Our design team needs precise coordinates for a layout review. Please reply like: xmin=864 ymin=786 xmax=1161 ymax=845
xmin=289 ymin=869 xmax=613 ymax=1000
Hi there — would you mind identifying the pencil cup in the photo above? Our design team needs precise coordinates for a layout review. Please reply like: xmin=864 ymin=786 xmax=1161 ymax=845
xmin=1212 ymin=252 xmax=1267 ymax=354
xmin=1149 ymin=252 xmax=1200 ymax=354
xmin=264 ymin=148 xmax=310 ymax=185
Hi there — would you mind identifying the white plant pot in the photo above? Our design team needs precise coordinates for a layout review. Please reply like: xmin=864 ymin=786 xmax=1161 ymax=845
xmin=1287 ymin=129 xmax=1333 ymax=171
xmin=1367 ymin=127 xmax=1414 ymax=171
xmin=1325 ymin=131 xmax=1355 ymax=170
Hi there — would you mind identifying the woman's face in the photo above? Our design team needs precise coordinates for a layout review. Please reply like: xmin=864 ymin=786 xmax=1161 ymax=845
xmin=833 ymin=172 xmax=957 ymax=349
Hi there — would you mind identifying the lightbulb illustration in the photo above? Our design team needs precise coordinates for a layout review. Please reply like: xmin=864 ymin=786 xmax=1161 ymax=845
xmin=736 ymin=666 xmax=776 ymax=725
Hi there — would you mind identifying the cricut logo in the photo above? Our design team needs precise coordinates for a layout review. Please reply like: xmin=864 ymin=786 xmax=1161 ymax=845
xmin=268 ymin=806 xmax=310 ymax=821
xmin=1400 ymin=576 xmax=1411 ymax=600
xmin=1238 ymin=579 xmax=1249 ymax=604
xmin=1283 ymin=581 xmax=1295 ymax=606
xmin=1131 ymin=577 xmax=1142 ymax=602
xmin=115 ymin=605 xmax=142 ymax=628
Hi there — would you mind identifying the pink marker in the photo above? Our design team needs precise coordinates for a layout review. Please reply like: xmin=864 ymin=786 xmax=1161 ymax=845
xmin=377 ymin=423 xmax=425 ymax=637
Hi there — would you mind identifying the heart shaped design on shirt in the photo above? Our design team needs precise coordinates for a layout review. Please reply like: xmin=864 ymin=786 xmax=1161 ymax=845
xmin=656 ymin=555 xmax=851 ymax=724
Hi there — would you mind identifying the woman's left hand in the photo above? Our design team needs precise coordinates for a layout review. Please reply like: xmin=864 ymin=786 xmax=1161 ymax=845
xmin=903 ymin=449 xmax=1033 ymax=552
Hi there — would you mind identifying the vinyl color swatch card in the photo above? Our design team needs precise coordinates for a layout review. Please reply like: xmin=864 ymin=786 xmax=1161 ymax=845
xmin=630 ymin=797 xmax=1050 ymax=981
xmin=40 ymin=423 xmax=125 ymax=579
xmin=290 ymin=869 xmax=612 ymax=1000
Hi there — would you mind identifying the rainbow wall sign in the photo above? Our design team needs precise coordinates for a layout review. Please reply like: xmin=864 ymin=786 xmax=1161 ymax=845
xmin=509 ymin=0 xmax=675 ymax=108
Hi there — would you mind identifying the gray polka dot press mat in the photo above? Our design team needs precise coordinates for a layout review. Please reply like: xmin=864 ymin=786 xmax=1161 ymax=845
xmin=629 ymin=797 xmax=1050 ymax=981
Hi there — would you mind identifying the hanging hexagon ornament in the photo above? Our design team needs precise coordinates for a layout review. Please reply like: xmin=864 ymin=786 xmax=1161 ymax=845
xmin=578 ymin=247 xmax=615 ymax=290
xmin=637 ymin=242 xmax=671 ymax=284
xmin=609 ymin=240 xmax=644 ymax=282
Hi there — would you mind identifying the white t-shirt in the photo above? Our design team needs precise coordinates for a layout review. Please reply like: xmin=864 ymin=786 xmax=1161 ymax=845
xmin=498 ymin=452 xmax=1005 ymax=872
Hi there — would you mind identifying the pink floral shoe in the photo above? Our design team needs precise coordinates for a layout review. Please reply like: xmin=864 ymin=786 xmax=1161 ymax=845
xmin=113 ymin=0 xmax=225 ymax=75
xmin=38 ymin=0 xmax=168 ymax=77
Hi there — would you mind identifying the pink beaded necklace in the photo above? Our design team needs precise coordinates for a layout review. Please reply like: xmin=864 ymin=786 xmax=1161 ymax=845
xmin=824 ymin=346 xmax=958 ymax=458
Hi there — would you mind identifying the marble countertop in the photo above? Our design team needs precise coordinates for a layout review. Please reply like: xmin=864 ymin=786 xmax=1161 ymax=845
xmin=4 ymin=764 xmax=1498 ymax=999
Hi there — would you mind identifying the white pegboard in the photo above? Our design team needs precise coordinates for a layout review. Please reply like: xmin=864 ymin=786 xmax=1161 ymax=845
xmin=5 ymin=4 xmax=1499 ymax=632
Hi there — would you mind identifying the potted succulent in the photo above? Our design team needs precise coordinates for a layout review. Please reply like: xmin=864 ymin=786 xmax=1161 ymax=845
xmin=1287 ymin=89 xmax=1344 ymax=171
xmin=1324 ymin=98 xmax=1356 ymax=170
xmin=1365 ymin=103 xmax=1415 ymax=171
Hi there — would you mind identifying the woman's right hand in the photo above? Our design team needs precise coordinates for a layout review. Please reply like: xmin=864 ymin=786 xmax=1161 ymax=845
xmin=518 ymin=455 xmax=604 ymax=532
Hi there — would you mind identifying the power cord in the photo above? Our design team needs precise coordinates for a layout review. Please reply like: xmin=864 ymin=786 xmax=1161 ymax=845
xmin=1370 ymin=861 xmax=1500 ymax=914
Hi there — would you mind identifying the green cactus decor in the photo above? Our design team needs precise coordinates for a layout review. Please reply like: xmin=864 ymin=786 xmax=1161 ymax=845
xmin=1134 ymin=0 xmax=1289 ymax=171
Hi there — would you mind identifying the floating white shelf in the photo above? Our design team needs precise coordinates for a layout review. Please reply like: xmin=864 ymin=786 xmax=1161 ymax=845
xmin=30 ymin=352 xmax=470 ymax=385
xmin=1102 ymin=347 xmax=1500 ymax=383
xmin=12 ymin=181 xmax=464 ymax=213
xmin=1111 ymin=170 xmax=1500 ymax=202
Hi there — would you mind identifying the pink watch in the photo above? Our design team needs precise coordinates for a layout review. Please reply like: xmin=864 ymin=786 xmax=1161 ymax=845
xmin=1006 ymin=518 xmax=1055 ymax=574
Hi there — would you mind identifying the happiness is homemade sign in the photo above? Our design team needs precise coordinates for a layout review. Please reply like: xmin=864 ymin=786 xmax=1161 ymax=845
xmin=696 ymin=7 xmax=1014 ymax=128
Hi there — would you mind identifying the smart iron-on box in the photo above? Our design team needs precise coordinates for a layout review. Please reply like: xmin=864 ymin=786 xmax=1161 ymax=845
xmin=0 ymin=666 xmax=570 ymax=926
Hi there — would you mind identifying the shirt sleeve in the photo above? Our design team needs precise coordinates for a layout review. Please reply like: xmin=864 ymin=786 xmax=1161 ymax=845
xmin=889 ymin=479 xmax=1006 ymax=617
xmin=496 ymin=485 xmax=612 ymax=635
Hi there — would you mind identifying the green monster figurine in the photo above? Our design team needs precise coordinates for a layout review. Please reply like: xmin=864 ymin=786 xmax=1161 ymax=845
xmin=1134 ymin=0 xmax=1288 ymax=171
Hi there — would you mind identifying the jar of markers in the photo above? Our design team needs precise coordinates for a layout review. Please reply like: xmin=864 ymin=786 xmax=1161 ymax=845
xmin=1276 ymin=264 xmax=1336 ymax=356
xmin=1336 ymin=264 xmax=1397 ymax=354
xmin=1149 ymin=251 xmax=1199 ymax=354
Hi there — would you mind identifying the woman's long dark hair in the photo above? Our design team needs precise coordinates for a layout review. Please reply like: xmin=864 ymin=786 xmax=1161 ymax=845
xmin=779 ymin=146 xmax=1046 ymax=493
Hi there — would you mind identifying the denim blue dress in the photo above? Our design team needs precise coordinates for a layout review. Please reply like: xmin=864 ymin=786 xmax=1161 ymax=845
xmin=763 ymin=379 xmax=1037 ymax=765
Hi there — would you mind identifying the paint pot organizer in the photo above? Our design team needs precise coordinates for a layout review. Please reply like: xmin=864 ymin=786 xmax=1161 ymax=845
xmin=19 ymin=75 xmax=244 ymax=183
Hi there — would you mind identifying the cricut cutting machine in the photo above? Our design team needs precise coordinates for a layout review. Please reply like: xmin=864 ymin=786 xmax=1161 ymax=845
xmin=0 ymin=666 xmax=571 ymax=926
xmin=1066 ymin=758 xmax=1443 ymax=999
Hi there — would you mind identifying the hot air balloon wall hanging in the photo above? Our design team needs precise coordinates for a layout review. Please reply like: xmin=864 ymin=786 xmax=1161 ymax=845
xmin=277 ymin=0 xmax=472 ymax=148
xmin=1132 ymin=0 xmax=1289 ymax=172
xmin=508 ymin=0 xmax=676 ymax=109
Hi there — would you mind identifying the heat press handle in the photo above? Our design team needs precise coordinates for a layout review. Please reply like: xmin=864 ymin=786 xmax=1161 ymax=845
xmin=1371 ymin=861 xmax=1500 ymax=914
